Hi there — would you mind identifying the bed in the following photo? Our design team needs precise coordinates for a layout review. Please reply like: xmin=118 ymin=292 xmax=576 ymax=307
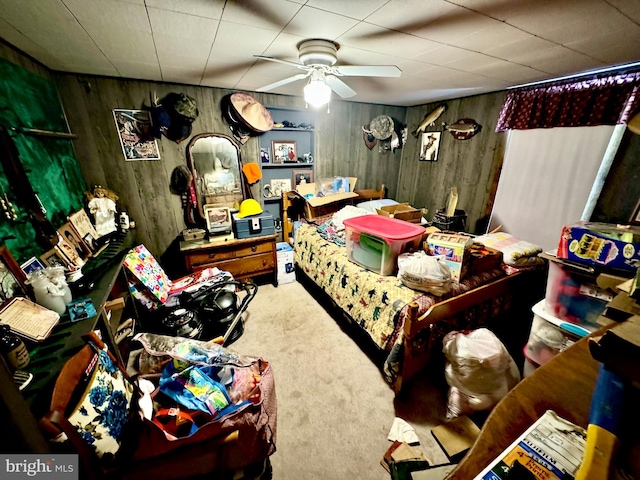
xmin=283 ymin=192 xmax=544 ymax=394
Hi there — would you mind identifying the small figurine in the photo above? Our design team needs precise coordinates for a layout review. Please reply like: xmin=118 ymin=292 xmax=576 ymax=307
xmin=87 ymin=185 xmax=118 ymax=238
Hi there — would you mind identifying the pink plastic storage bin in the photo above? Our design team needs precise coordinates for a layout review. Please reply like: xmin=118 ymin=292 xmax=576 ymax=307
xmin=343 ymin=215 xmax=425 ymax=276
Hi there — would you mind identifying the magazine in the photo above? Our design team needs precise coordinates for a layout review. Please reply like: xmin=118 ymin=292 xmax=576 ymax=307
xmin=474 ymin=410 xmax=586 ymax=480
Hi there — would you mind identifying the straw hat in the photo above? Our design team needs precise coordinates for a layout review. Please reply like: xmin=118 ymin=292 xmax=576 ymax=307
xmin=369 ymin=115 xmax=395 ymax=140
xmin=229 ymin=93 xmax=274 ymax=133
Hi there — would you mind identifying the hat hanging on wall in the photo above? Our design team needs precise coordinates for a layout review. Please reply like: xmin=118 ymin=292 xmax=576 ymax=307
xmin=222 ymin=93 xmax=274 ymax=145
xmin=242 ymin=163 xmax=262 ymax=185
xmin=150 ymin=92 xmax=199 ymax=144
xmin=368 ymin=115 xmax=395 ymax=140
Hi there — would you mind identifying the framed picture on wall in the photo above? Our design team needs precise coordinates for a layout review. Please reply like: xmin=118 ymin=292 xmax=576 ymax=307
xmin=272 ymin=141 xmax=296 ymax=164
xmin=292 ymin=170 xmax=313 ymax=188
xmin=113 ymin=109 xmax=161 ymax=161
xmin=419 ymin=131 xmax=441 ymax=161
xmin=260 ymin=147 xmax=270 ymax=163
xmin=270 ymin=179 xmax=292 ymax=197
xmin=0 ymin=246 xmax=29 ymax=306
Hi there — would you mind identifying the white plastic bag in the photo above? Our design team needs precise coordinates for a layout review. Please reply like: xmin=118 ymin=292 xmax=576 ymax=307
xmin=442 ymin=328 xmax=520 ymax=419
xmin=397 ymin=251 xmax=452 ymax=295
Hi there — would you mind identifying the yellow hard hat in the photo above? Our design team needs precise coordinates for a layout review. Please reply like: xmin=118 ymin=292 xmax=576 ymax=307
xmin=237 ymin=198 xmax=263 ymax=218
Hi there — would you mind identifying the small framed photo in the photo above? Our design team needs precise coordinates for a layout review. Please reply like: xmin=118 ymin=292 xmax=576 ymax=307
xmin=292 ymin=169 xmax=313 ymax=188
xmin=20 ymin=257 xmax=45 ymax=276
xmin=260 ymin=147 xmax=270 ymax=163
xmin=0 ymin=246 xmax=29 ymax=306
xmin=58 ymin=223 xmax=91 ymax=261
xmin=40 ymin=248 xmax=71 ymax=269
xmin=270 ymin=178 xmax=292 ymax=197
xmin=272 ymin=141 xmax=297 ymax=164
xmin=203 ymin=205 xmax=232 ymax=234
xmin=419 ymin=131 xmax=442 ymax=161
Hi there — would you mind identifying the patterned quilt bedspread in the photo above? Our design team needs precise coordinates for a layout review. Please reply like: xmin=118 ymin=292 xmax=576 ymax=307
xmin=294 ymin=222 xmax=506 ymax=383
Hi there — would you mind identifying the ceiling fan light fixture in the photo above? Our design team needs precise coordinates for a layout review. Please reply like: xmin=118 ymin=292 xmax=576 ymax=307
xmin=304 ymin=74 xmax=331 ymax=108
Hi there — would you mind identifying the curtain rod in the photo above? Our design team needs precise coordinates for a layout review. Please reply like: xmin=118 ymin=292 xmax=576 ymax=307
xmin=10 ymin=127 xmax=76 ymax=139
xmin=509 ymin=61 xmax=640 ymax=90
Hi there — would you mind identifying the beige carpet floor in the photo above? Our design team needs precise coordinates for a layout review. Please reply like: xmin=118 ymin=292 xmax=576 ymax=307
xmin=231 ymin=281 xmax=455 ymax=480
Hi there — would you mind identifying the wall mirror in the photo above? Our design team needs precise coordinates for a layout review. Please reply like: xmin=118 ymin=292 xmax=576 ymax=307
xmin=186 ymin=133 xmax=246 ymax=221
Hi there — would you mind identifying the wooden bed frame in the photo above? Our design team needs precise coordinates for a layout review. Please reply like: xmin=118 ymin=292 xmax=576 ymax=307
xmin=395 ymin=269 xmax=542 ymax=394
xmin=296 ymin=258 xmax=544 ymax=395
xmin=282 ymin=191 xmax=545 ymax=395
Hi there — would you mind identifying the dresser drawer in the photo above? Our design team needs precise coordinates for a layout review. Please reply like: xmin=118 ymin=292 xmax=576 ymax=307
xmin=234 ymin=241 xmax=274 ymax=258
xmin=186 ymin=249 xmax=235 ymax=268
xmin=212 ymin=253 xmax=275 ymax=279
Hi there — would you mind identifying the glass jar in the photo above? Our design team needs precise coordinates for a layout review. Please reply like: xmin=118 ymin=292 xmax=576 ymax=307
xmin=0 ymin=324 xmax=30 ymax=371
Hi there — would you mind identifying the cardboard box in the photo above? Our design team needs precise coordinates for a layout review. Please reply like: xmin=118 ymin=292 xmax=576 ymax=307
xmin=295 ymin=177 xmax=359 ymax=220
xmin=276 ymin=242 xmax=295 ymax=284
xmin=376 ymin=202 xmax=423 ymax=224
xmin=425 ymin=232 xmax=473 ymax=282
xmin=557 ymin=221 xmax=640 ymax=272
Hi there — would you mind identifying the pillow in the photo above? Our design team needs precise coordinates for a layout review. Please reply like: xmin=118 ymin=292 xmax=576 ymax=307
xmin=473 ymin=232 xmax=544 ymax=267
xmin=66 ymin=344 xmax=136 ymax=464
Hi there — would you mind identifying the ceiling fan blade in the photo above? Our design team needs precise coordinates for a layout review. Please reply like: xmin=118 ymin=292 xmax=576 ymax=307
xmin=325 ymin=75 xmax=357 ymax=98
xmin=255 ymin=72 xmax=311 ymax=92
xmin=332 ymin=65 xmax=402 ymax=78
xmin=253 ymin=55 xmax=308 ymax=70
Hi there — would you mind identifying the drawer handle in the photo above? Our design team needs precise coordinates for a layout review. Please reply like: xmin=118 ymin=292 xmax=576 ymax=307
xmin=208 ymin=253 xmax=216 ymax=259
xmin=262 ymin=259 xmax=267 ymax=266
xmin=251 ymin=246 xmax=258 ymax=252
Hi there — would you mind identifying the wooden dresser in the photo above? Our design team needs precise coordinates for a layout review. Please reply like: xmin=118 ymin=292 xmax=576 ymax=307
xmin=180 ymin=234 xmax=278 ymax=285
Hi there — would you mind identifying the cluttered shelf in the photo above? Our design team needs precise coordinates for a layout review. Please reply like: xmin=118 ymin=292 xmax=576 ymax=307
xmin=2 ymin=230 xmax=138 ymax=424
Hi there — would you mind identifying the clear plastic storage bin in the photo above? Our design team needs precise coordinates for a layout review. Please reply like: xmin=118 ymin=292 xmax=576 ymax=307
xmin=343 ymin=216 xmax=424 ymax=276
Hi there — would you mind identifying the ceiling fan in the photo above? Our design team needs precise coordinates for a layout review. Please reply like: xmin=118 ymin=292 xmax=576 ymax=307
xmin=254 ymin=39 xmax=401 ymax=106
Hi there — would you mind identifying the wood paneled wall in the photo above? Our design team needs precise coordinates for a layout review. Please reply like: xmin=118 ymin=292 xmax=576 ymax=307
xmin=398 ymin=92 xmax=508 ymax=233
xmin=54 ymin=73 xmax=408 ymax=258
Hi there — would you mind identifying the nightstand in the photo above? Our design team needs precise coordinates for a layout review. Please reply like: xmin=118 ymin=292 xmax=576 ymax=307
xmin=180 ymin=234 xmax=278 ymax=285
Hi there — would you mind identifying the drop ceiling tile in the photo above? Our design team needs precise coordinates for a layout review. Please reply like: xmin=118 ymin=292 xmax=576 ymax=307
xmin=497 ymin=0 xmax=606 ymax=36
xmin=413 ymin=44 xmax=480 ymax=67
xmin=337 ymin=22 xmax=442 ymax=59
xmin=565 ymin=29 xmax=640 ymax=66
xmin=161 ymin=65 xmax=207 ymax=84
xmin=539 ymin=12 xmax=636 ymax=46
xmin=363 ymin=0 xmax=451 ymax=32
xmin=63 ymin=0 xmax=151 ymax=35
xmin=221 ymin=0 xmax=301 ymax=30
xmin=472 ymin=60 xmax=546 ymax=84
xmin=484 ymin=36 xmax=558 ymax=63
xmin=524 ymin=46 xmax=607 ymax=76
xmin=148 ymin=7 xmax=218 ymax=43
xmin=305 ymin=0 xmax=388 ymax=20
xmin=607 ymin=0 xmax=640 ymax=24
xmin=114 ymin=60 xmax=162 ymax=80
xmin=259 ymin=32 xmax=309 ymax=60
xmin=283 ymin=5 xmax=359 ymax=40
xmin=453 ymin=21 xmax=532 ymax=53
xmin=209 ymin=22 xmax=279 ymax=59
xmin=0 ymin=17 xmax=64 ymax=68
xmin=94 ymin=30 xmax=157 ymax=63
xmin=145 ymin=0 xmax=224 ymax=19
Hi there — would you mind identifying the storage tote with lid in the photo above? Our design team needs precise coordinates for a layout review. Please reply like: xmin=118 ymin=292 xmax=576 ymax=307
xmin=342 ymin=215 xmax=425 ymax=276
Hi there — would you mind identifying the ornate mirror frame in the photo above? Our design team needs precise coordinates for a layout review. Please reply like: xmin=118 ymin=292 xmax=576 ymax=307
xmin=186 ymin=133 xmax=247 ymax=222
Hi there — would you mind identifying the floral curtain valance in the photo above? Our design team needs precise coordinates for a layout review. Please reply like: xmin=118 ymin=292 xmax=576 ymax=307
xmin=496 ymin=71 xmax=640 ymax=132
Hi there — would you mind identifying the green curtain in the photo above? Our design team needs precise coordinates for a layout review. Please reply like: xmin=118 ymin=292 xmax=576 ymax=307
xmin=0 ymin=57 xmax=86 ymax=263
